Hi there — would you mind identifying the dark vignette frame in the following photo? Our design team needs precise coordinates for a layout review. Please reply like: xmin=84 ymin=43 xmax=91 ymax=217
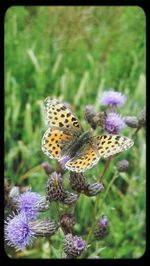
xmin=0 ymin=0 xmax=149 ymax=265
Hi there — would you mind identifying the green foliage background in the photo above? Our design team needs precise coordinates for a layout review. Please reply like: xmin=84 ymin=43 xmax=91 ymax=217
xmin=5 ymin=6 xmax=146 ymax=258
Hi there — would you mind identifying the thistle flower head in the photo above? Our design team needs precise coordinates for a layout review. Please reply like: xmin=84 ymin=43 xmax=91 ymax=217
xmin=104 ymin=112 xmax=126 ymax=134
xmin=8 ymin=186 xmax=20 ymax=209
xmin=5 ymin=212 xmax=35 ymax=250
xmin=74 ymin=238 xmax=85 ymax=251
xmin=9 ymin=186 xmax=20 ymax=202
xmin=116 ymin=159 xmax=129 ymax=172
xmin=60 ymin=213 xmax=76 ymax=234
xmin=84 ymin=182 xmax=104 ymax=197
xmin=63 ymin=192 xmax=78 ymax=205
xmin=4 ymin=178 xmax=10 ymax=207
xmin=29 ymin=219 xmax=59 ymax=237
xmin=94 ymin=215 xmax=109 ymax=240
xmin=124 ymin=116 xmax=139 ymax=128
xmin=64 ymin=234 xmax=86 ymax=258
xmin=46 ymin=172 xmax=66 ymax=202
xmin=138 ymin=106 xmax=146 ymax=127
xmin=41 ymin=161 xmax=53 ymax=175
xmin=99 ymin=215 xmax=108 ymax=228
xmin=84 ymin=105 xmax=98 ymax=129
xmin=69 ymin=172 xmax=87 ymax=192
xmin=17 ymin=189 xmax=46 ymax=219
xmin=101 ymin=90 xmax=126 ymax=107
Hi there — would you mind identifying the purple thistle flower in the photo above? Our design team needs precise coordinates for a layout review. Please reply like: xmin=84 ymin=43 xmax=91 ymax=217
xmin=17 ymin=189 xmax=47 ymax=219
xmin=5 ymin=212 xmax=35 ymax=250
xmin=64 ymin=234 xmax=86 ymax=258
xmin=74 ymin=238 xmax=86 ymax=251
xmin=99 ymin=215 xmax=108 ymax=228
xmin=104 ymin=112 xmax=126 ymax=134
xmin=59 ymin=156 xmax=70 ymax=170
xmin=101 ymin=91 xmax=126 ymax=107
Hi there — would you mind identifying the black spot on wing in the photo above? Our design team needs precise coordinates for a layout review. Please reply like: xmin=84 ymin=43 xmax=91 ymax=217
xmin=59 ymin=122 xmax=64 ymax=127
xmin=67 ymin=113 xmax=71 ymax=117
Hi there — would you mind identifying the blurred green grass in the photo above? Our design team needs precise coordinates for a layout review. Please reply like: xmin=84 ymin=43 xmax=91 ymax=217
xmin=4 ymin=6 xmax=146 ymax=258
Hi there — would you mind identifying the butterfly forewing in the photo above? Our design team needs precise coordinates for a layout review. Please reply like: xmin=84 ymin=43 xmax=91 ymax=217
xmin=44 ymin=97 xmax=83 ymax=136
xmin=93 ymin=135 xmax=134 ymax=158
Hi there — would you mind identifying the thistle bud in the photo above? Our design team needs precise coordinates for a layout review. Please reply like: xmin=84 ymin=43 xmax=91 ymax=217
xmin=60 ymin=213 xmax=76 ymax=234
xmin=94 ymin=112 xmax=107 ymax=127
xmin=116 ymin=159 xmax=129 ymax=172
xmin=46 ymin=172 xmax=66 ymax=202
xmin=41 ymin=162 xmax=53 ymax=175
xmin=30 ymin=219 xmax=59 ymax=237
xmin=63 ymin=192 xmax=78 ymax=205
xmin=64 ymin=233 xmax=86 ymax=258
xmin=124 ymin=116 xmax=139 ymax=128
xmin=84 ymin=183 xmax=104 ymax=196
xmin=94 ymin=215 xmax=109 ymax=240
xmin=84 ymin=105 xmax=98 ymax=129
xmin=4 ymin=178 xmax=10 ymax=207
xmin=69 ymin=172 xmax=87 ymax=192
xmin=8 ymin=186 xmax=20 ymax=209
xmin=137 ymin=106 xmax=146 ymax=127
xmin=34 ymin=196 xmax=49 ymax=212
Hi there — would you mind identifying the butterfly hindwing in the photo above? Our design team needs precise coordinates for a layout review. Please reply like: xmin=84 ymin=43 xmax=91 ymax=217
xmin=65 ymin=143 xmax=100 ymax=172
xmin=92 ymin=135 xmax=134 ymax=158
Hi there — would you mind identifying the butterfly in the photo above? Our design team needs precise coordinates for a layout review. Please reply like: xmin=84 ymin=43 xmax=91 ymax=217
xmin=42 ymin=97 xmax=134 ymax=173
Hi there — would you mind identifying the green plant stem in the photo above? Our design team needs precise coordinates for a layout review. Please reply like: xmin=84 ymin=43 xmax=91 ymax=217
xmin=132 ymin=126 xmax=141 ymax=138
xmin=20 ymin=165 xmax=44 ymax=181
xmin=87 ymin=156 xmax=115 ymax=244
xmin=55 ymin=202 xmax=61 ymax=220
xmin=99 ymin=156 xmax=113 ymax=183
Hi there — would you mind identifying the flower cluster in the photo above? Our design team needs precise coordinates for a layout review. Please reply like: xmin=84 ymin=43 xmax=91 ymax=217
xmin=69 ymin=172 xmax=104 ymax=196
xmin=5 ymin=188 xmax=58 ymax=250
xmin=46 ymin=172 xmax=78 ymax=205
xmin=5 ymin=90 xmax=143 ymax=258
xmin=5 ymin=170 xmax=106 ymax=257
xmin=85 ymin=90 xmax=128 ymax=134
xmin=100 ymin=90 xmax=126 ymax=134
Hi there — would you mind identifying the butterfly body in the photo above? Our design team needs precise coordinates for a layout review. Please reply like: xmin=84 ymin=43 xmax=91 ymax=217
xmin=62 ymin=131 xmax=91 ymax=158
xmin=42 ymin=97 xmax=134 ymax=172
